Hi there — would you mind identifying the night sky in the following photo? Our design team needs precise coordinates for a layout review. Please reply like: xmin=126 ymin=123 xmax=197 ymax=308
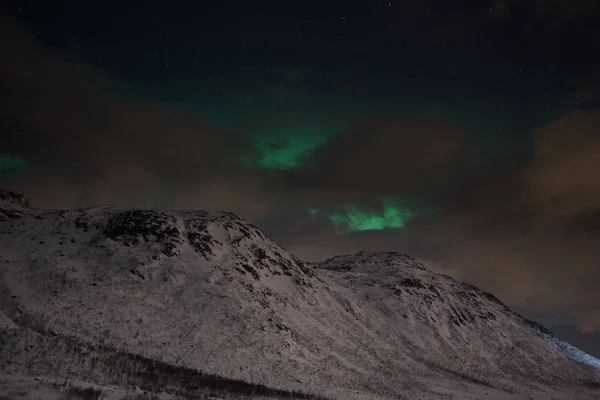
xmin=1 ymin=1 xmax=600 ymax=357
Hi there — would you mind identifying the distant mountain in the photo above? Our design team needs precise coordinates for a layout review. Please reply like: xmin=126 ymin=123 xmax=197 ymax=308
xmin=0 ymin=190 xmax=599 ymax=400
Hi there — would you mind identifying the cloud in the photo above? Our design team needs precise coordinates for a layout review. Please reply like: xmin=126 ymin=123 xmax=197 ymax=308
xmin=497 ymin=110 xmax=600 ymax=331
xmin=520 ymin=111 xmax=600 ymax=227
xmin=0 ymin=14 xmax=463 ymax=218
xmin=431 ymin=110 xmax=600 ymax=333
xmin=434 ymin=224 xmax=600 ymax=333
xmin=287 ymin=116 xmax=464 ymax=206
xmin=0 ymin=20 xmax=230 ymax=174
xmin=462 ymin=110 xmax=600 ymax=332
xmin=0 ymin=14 xmax=274 ymax=216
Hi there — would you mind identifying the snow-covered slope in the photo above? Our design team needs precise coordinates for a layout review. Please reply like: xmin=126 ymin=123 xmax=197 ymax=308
xmin=0 ymin=191 xmax=599 ymax=400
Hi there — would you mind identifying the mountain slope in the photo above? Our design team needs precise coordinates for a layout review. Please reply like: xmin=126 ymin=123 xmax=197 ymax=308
xmin=0 ymin=190 xmax=599 ymax=400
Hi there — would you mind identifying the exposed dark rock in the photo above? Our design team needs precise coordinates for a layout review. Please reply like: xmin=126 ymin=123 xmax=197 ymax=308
xmin=295 ymin=258 xmax=315 ymax=277
xmin=479 ymin=291 xmax=506 ymax=307
xmin=241 ymin=264 xmax=260 ymax=280
xmin=479 ymin=311 xmax=497 ymax=322
xmin=461 ymin=282 xmax=511 ymax=311
xmin=0 ymin=191 xmax=32 ymax=221
xmin=74 ymin=216 xmax=93 ymax=232
xmin=522 ymin=317 xmax=553 ymax=337
xmin=0 ymin=190 xmax=32 ymax=208
xmin=400 ymin=277 xmax=426 ymax=289
xmin=130 ymin=268 xmax=146 ymax=280
xmin=185 ymin=219 xmax=215 ymax=258
xmin=0 ymin=208 xmax=25 ymax=220
xmin=103 ymin=210 xmax=181 ymax=257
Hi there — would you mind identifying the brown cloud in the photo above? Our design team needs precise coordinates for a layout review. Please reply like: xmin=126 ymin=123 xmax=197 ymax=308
xmin=437 ymin=226 xmax=600 ymax=333
xmin=520 ymin=111 xmax=600 ymax=227
xmin=0 ymin=14 xmax=272 ymax=214
xmin=289 ymin=116 xmax=464 ymax=206
xmin=169 ymin=175 xmax=292 ymax=220
xmin=0 ymin=19 xmax=231 ymax=174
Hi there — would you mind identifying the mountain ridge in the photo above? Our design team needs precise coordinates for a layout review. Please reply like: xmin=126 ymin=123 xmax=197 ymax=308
xmin=1 ymin=190 xmax=599 ymax=400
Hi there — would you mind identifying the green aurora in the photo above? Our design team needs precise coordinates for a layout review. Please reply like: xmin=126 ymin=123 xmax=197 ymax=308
xmin=329 ymin=198 xmax=416 ymax=234
xmin=0 ymin=154 xmax=26 ymax=171
xmin=312 ymin=197 xmax=435 ymax=234
xmin=308 ymin=207 xmax=320 ymax=221
xmin=239 ymin=125 xmax=342 ymax=171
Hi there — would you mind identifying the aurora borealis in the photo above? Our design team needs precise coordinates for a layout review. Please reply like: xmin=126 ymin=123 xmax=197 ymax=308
xmin=0 ymin=155 xmax=26 ymax=171
xmin=330 ymin=200 xmax=416 ymax=234
xmin=318 ymin=197 xmax=434 ymax=234
xmin=2 ymin=0 xmax=600 ymax=357
xmin=241 ymin=125 xmax=341 ymax=171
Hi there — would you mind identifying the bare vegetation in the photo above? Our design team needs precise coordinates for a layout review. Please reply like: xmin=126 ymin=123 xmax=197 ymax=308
xmin=0 ymin=327 xmax=333 ymax=400
xmin=59 ymin=386 xmax=104 ymax=400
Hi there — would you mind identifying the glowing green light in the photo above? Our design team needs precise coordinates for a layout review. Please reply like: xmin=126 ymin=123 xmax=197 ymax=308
xmin=328 ymin=197 xmax=418 ymax=234
xmin=307 ymin=208 xmax=320 ymax=221
xmin=0 ymin=154 xmax=26 ymax=171
xmin=243 ymin=126 xmax=341 ymax=170
xmin=146 ymin=202 xmax=154 ymax=209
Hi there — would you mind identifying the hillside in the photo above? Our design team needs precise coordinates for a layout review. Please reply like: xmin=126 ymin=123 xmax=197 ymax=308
xmin=0 ymin=190 xmax=599 ymax=400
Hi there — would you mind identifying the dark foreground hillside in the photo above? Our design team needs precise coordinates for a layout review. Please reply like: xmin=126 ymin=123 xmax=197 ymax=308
xmin=0 ymin=325 xmax=333 ymax=400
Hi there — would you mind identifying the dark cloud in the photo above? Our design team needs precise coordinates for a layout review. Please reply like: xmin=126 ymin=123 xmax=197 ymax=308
xmin=520 ymin=111 xmax=600 ymax=227
xmin=288 ymin=116 xmax=465 ymax=206
xmin=0 ymin=14 xmax=279 ymax=216
xmin=0 ymin=17 xmax=230 ymax=173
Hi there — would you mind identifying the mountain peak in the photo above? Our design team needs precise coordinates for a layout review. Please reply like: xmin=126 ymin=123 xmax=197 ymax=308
xmin=320 ymin=250 xmax=429 ymax=274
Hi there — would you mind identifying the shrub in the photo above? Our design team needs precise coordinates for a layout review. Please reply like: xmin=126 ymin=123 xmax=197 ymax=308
xmin=59 ymin=386 xmax=104 ymax=400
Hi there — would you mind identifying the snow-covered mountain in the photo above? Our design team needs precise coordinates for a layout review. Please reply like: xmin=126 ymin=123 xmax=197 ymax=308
xmin=1 ymin=190 xmax=599 ymax=400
